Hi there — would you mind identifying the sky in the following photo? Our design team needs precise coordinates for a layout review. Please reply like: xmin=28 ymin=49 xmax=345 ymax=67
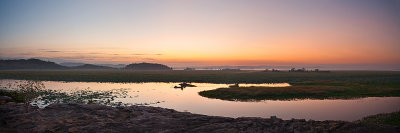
xmin=0 ymin=0 xmax=399 ymax=68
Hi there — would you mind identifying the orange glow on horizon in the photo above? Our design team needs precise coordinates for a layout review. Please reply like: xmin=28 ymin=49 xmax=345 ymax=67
xmin=0 ymin=0 xmax=399 ymax=67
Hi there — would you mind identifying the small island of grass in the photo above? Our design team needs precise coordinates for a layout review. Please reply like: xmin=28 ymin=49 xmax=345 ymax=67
xmin=198 ymin=80 xmax=400 ymax=101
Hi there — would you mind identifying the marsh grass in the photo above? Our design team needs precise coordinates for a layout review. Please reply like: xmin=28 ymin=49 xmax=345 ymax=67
xmin=357 ymin=111 xmax=400 ymax=127
xmin=0 ymin=70 xmax=399 ymax=84
xmin=198 ymin=80 xmax=400 ymax=101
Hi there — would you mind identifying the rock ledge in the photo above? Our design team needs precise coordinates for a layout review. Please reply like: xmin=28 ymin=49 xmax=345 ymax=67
xmin=0 ymin=103 xmax=398 ymax=133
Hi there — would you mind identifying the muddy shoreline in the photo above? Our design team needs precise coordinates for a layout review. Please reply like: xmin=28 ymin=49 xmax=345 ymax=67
xmin=0 ymin=102 xmax=399 ymax=133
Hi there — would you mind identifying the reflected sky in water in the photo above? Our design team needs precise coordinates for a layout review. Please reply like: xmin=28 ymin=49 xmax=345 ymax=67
xmin=1 ymin=79 xmax=399 ymax=121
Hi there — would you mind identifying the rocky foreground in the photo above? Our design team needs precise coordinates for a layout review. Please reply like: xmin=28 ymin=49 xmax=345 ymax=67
xmin=0 ymin=102 xmax=399 ymax=133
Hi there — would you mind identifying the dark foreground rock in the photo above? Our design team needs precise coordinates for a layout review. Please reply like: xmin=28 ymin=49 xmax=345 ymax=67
xmin=0 ymin=103 xmax=399 ymax=133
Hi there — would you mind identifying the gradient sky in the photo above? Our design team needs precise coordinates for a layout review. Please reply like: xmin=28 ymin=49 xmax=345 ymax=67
xmin=0 ymin=0 xmax=399 ymax=67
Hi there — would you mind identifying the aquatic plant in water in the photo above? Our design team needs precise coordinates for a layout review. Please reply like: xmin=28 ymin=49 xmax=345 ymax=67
xmin=33 ymin=88 xmax=133 ymax=107
xmin=1 ymin=81 xmax=166 ymax=107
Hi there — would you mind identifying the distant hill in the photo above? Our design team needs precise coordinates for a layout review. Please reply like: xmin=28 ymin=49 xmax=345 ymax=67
xmin=0 ymin=59 xmax=67 ymax=69
xmin=71 ymin=64 xmax=114 ymax=69
xmin=60 ymin=62 xmax=126 ymax=68
xmin=0 ymin=59 xmax=115 ymax=70
xmin=124 ymin=63 xmax=172 ymax=70
xmin=59 ymin=62 xmax=85 ymax=67
xmin=97 ymin=64 xmax=126 ymax=68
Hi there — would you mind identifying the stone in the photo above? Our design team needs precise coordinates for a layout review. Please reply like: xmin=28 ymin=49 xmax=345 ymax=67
xmin=0 ymin=103 xmax=398 ymax=133
xmin=0 ymin=96 xmax=12 ymax=104
xmin=0 ymin=96 xmax=11 ymax=101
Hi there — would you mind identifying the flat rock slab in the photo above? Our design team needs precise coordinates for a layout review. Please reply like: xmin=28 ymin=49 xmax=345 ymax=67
xmin=0 ymin=103 xmax=399 ymax=133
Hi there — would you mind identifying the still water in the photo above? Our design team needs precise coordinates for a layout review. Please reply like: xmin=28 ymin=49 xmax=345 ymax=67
xmin=1 ymin=79 xmax=399 ymax=121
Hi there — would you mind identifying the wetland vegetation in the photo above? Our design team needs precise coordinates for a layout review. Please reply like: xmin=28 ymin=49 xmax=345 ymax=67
xmin=1 ymin=70 xmax=399 ymax=101
xmin=199 ymin=80 xmax=400 ymax=101
xmin=358 ymin=111 xmax=400 ymax=127
xmin=0 ymin=70 xmax=399 ymax=84
xmin=0 ymin=80 xmax=136 ymax=107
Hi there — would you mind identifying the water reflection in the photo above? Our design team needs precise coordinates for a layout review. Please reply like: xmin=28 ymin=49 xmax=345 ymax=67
xmin=1 ymin=79 xmax=399 ymax=121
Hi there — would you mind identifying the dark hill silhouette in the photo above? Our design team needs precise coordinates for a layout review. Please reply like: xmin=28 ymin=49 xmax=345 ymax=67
xmin=97 ymin=64 xmax=126 ymax=68
xmin=0 ymin=59 xmax=67 ymax=70
xmin=124 ymin=63 xmax=172 ymax=70
xmin=0 ymin=59 xmax=171 ymax=70
xmin=71 ymin=64 xmax=113 ymax=69
xmin=60 ymin=62 xmax=126 ymax=68
xmin=59 ymin=62 xmax=85 ymax=67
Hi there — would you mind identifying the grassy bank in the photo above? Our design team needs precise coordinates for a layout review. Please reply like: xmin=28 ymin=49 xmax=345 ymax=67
xmin=358 ymin=111 xmax=400 ymax=127
xmin=0 ymin=70 xmax=399 ymax=84
xmin=198 ymin=80 xmax=400 ymax=101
